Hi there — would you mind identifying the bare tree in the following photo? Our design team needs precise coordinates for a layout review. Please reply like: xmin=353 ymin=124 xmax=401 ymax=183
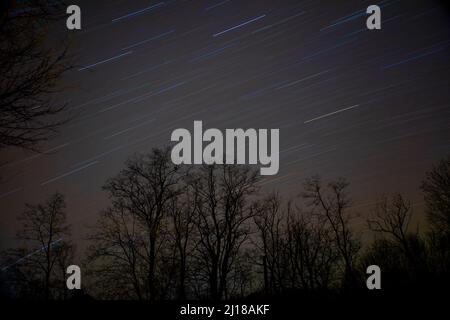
xmin=302 ymin=176 xmax=360 ymax=288
xmin=253 ymin=193 xmax=339 ymax=293
xmin=252 ymin=193 xmax=287 ymax=294
xmin=188 ymin=164 xmax=259 ymax=300
xmin=86 ymin=148 xmax=183 ymax=300
xmin=421 ymin=157 xmax=450 ymax=276
xmin=0 ymin=0 xmax=71 ymax=150
xmin=86 ymin=202 xmax=147 ymax=299
xmin=421 ymin=156 xmax=450 ymax=235
xmin=287 ymin=210 xmax=340 ymax=290
xmin=367 ymin=194 xmax=413 ymax=254
xmin=1 ymin=192 xmax=73 ymax=299
xmin=367 ymin=194 xmax=428 ymax=273
xmin=167 ymin=189 xmax=198 ymax=300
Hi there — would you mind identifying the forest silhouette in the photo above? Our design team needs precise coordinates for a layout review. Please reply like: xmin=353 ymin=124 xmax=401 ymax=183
xmin=1 ymin=148 xmax=449 ymax=303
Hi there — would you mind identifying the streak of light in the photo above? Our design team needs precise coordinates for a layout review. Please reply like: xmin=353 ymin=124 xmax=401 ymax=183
xmin=301 ymin=38 xmax=358 ymax=61
xmin=0 ymin=143 xmax=70 ymax=169
xmin=205 ymin=0 xmax=230 ymax=12
xmin=382 ymin=46 xmax=449 ymax=69
xmin=252 ymin=11 xmax=305 ymax=34
xmin=284 ymin=147 xmax=337 ymax=166
xmin=0 ymin=188 xmax=22 ymax=200
xmin=41 ymin=161 xmax=99 ymax=186
xmin=320 ymin=11 xmax=366 ymax=31
xmin=240 ymin=80 xmax=287 ymax=101
xmin=304 ymin=104 xmax=360 ymax=124
xmin=98 ymin=80 xmax=186 ymax=113
xmin=112 ymin=2 xmax=165 ymax=22
xmin=71 ymin=148 xmax=122 ymax=169
xmin=320 ymin=0 xmax=396 ymax=31
xmin=257 ymin=173 xmax=296 ymax=186
xmin=70 ymin=90 xmax=127 ymax=110
xmin=97 ymin=92 xmax=152 ymax=114
xmin=120 ymin=60 xmax=174 ymax=81
xmin=78 ymin=51 xmax=133 ymax=71
xmin=189 ymin=42 xmax=238 ymax=63
xmin=275 ymin=69 xmax=331 ymax=90
xmin=1 ymin=238 xmax=63 ymax=271
xmin=213 ymin=14 xmax=266 ymax=37
xmin=121 ymin=29 xmax=175 ymax=51
xmin=104 ymin=118 xmax=155 ymax=140
xmin=133 ymin=81 xmax=187 ymax=104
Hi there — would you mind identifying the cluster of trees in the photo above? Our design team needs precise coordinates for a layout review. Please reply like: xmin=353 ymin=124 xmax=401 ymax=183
xmin=85 ymin=149 xmax=259 ymax=300
xmin=2 ymin=148 xmax=448 ymax=300
xmin=85 ymin=149 xmax=361 ymax=300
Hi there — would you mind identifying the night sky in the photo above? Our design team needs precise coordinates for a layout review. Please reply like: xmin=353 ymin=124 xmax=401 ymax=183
xmin=1 ymin=0 xmax=449 ymax=255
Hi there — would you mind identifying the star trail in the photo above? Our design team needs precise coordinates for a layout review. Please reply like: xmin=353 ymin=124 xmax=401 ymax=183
xmin=0 ymin=0 xmax=449 ymax=254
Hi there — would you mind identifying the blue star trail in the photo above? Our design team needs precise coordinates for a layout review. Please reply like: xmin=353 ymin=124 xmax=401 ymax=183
xmin=0 ymin=0 xmax=449 ymax=254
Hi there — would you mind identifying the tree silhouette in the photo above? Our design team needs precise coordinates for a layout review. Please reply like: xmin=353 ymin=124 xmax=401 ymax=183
xmin=252 ymin=193 xmax=286 ymax=294
xmin=302 ymin=176 xmax=360 ymax=288
xmin=79 ymin=153 xmax=450 ymax=300
xmin=421 ymin=157 xmax=450 ymax=279
xmin=285 ymin=207 xmax=340 ymax=290
xmin=367 ymin=194 xmax=412 ymax=245
xmin=166 ymin=189 xmax=198 ymax=300
xmin=86 ymin=148 xmax=183 ymax=300
xmin=0 ymin=0 xmax=70 ymax=150
xmin=1 ymin=192 xmax=73 ymax=299
xmin=253 ymin=192 xmax=341 ymax=293
xmin=187 ymin=164 xmax=259 ymax=300
xmin=366 ymin=194 xmax=428 ymax=283
xmin=421 ymin=157 xmax=450 ymax=235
